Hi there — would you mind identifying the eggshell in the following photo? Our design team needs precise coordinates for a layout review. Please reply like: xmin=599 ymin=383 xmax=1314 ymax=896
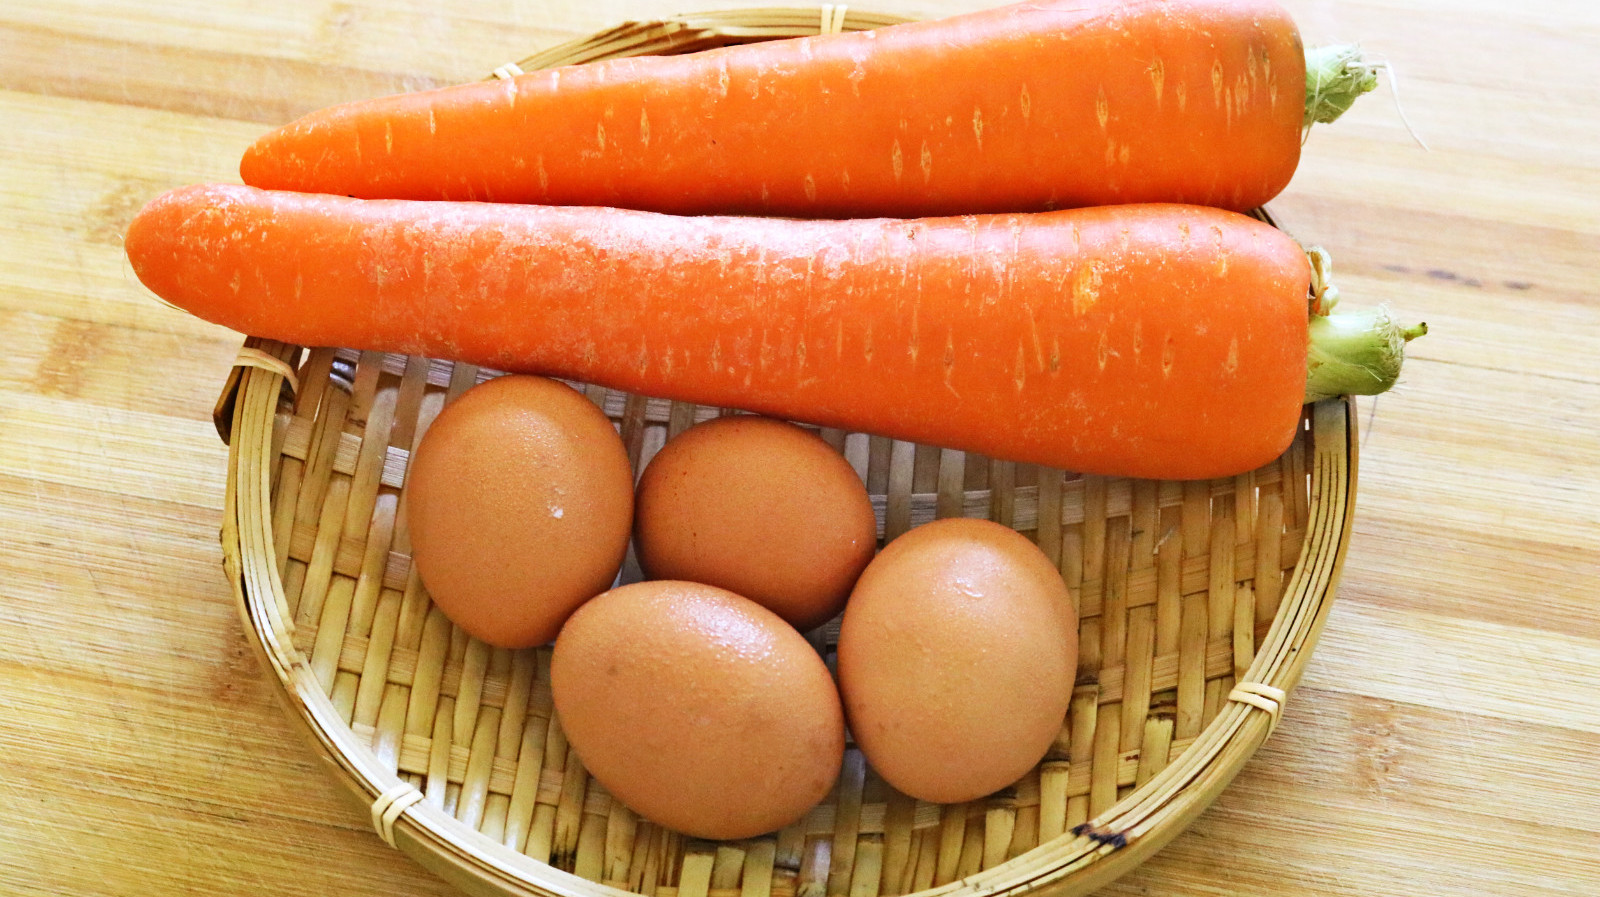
xmin=550 ymin=580 xmax=846 ymax=840
xmin=405 ymin=375 xmax=633 ymax=648
xmin=633 ymin=416 xmax=877 ymax=631
xmin=837 ymin=517 xmax=1078 ymax=804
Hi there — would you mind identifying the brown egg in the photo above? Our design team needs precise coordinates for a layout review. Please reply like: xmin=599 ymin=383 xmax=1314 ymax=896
xmin=633 ymin=416 xmax=877 ymax=632
xmin=551 ymin=580 xmax=846 ymax=840
xmin=837 ymin=518 xmax=1078 ymax=804
xmin=405 ymin=375 xmax=633 ymax=648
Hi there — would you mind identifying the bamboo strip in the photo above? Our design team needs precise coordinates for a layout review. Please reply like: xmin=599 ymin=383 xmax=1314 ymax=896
xmin=505 ymin=712 xmax=551 ymax=853
xmin=458 ymin=707 xmax=504 ymax=830
xmin=934 ymin=449 xmax=965 ymax=520
xmin=742 ymin=839 xmax=777 ymax=897
xmin=574 ymin=792 xmax=610 ymax=882
xmin=982 ymin=804 xmax=1014 ymax=870
xmin=827 ymin=752 xmax=867 ymax=896
xmin=953 ymin=813 xmax=984 ymax=879
xmin=1007 ymin=771 xmax=1040 ymax=858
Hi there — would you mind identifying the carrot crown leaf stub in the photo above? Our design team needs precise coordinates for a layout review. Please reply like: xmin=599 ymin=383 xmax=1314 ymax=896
xmin=1303 ymin=44 xmax=1381 ymax=129
xmin=1300 ymin=246 xmax=1426 ymax=403
xmin=1304 ymin=308 xmax=1428 ymax=403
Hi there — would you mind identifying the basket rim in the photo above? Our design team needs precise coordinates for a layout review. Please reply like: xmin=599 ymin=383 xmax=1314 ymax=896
xmin=220 ymin=337 xmax=1358 ymax=897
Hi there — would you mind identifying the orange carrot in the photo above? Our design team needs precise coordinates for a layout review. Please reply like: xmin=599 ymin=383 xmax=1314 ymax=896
xmin=238 ymin=0 xmax=1376 ymax=217
xmin=125 ymin=184 xmax=1419 ymax=480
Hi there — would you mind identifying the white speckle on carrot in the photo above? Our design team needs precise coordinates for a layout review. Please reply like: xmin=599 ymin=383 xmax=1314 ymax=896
xmin=1096 ymin=87 xmax=1109 ymax=130
xmin=891 ymin=140 xmax=904 ymax=182
xmin=639 ymin=109 xmax=650 ymax=146
xmin=1028 ymin=309 xmax=1044 ymax=372
xmin=920 ymin=141 xmax=933 ymax=183
xmin=942 ymin=331 xmax=959 ymax=396
xmin=1014 ymin=342 xmax=1028 ymax=391
xmin=847 ymin=58 xmax=866 ymax=96
xmin=596 ymin=123 xmax=606 ymax=151
xmin=972 ymin=107 xmax=984 ymax=149
xmin=1097 ymin=332 xmax=1110 ymax=372
xmin=804 ymin=174 xmax=817 ymax=202
xmin=1149 ymin=58 xmax=1165 ymax=104
xmin=384 ymin=122 xmax=393 ymax=154
xmin=1225 ymin=338 xmax=1239 ymax=374
xmin=1212 ymin=60 xmax=1225 ymax=106
xmin=1072 ymin=261 xmax=1102 ymax=315
xmin=718 ymin=62 xmax=730 ymax=97
xmin=428 ymin=109 xmax=436 ymax=134
xmin=536 ymin=156 xmax=549 ymax=195
xmin=549 ymin=504 xmax=564 ymax=519
xmin=908 ymin=312 xmax=920 ymax=364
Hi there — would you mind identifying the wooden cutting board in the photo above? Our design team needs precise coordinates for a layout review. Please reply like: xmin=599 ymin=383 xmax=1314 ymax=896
xmin=2 ymin=1 xmax=1596 ymax=894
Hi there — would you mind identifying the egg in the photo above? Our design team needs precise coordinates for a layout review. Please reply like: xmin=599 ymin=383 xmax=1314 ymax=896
xmin=633 ymin=415 xmax=877 ymax=632
xmin=837 ymin=517 xmax=1078 ymax=804
xmin=405 ymin=375 xmax=633 ymax=648
xmin=550 ymin=580 xmax=846 ymax=840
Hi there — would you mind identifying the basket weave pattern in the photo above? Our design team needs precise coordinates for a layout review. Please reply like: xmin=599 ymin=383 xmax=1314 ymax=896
xmin=216 ymin=10 xmax=1358 ymax=897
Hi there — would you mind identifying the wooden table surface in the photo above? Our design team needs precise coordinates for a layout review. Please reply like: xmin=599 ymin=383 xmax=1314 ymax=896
xmin=3 ymin=0 xmax=1596 ymax=894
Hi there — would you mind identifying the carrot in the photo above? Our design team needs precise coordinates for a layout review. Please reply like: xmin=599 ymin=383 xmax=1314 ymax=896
xmin=237 ymin=0 xmax=1377 ymax=218
xmin=125 ymin=184 xmax=1421 ymax=480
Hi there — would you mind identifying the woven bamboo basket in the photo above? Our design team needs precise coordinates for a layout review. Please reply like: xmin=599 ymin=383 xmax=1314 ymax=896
xmin=213 ymin=8 xmax=1360 ymax=897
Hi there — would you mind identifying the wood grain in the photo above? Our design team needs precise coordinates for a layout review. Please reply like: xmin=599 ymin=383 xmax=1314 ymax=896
xmin=1 ymin=0 xmax=1596 ymax=895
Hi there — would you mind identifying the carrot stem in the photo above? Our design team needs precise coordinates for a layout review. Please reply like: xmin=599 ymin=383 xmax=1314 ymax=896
xmin=1304 ymin=308 xmax=1428 ymax=402
xmin=1304 ymin=44 xmax=1380 ymax=129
